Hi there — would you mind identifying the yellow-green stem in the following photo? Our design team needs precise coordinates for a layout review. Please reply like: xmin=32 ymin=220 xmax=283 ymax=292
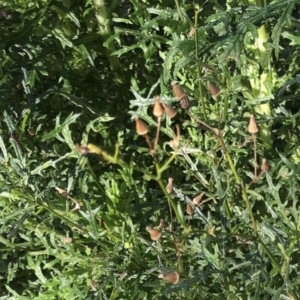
xmin=157 ymin=178 xmax=189 ymax=232
xmin=194 ymin=9 xmax=207 ymax=120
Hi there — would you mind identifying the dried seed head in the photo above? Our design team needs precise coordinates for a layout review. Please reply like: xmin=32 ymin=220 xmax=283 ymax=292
xmin=186 ymin=203 xmax=193 ymax=215
xmin=180 ymin=94 xmax=190 ymax=112
xmin=61 ymin=237 xmax=73 ymax=243
xmin=166 ymin=177 xmax=174 ymax=194
xmin=188 ymin=27 xmax=196 ymax=37
xmin=208 ymin=226 xmax=216 ymax=236
xmin=135 ymin=117 xmax=148 ymax=136
xmin=158 ymin=271 xmax=180 ymax=284
xmin=76 ymin=144 xmax=91 ymax=155
xmin=153 ymin=96 xmax=164 ymax=118
xmin=248 ymin=114 xmax=259 ymax=134
xmin=169 ymin=139 xmax=176 ymax=149
xmin=146 ymin=226 xmax=162 ymax=241
xmin=207 ymin=81 xmax=220 ymax=97
xmin=162 ymin=103 xmax=177 ymax=118
xmin=171 ymin=81 xmax=185 ymax=99
xmin=55 ymin=187 xmax=68 ymax=198
xmin=261 ymin=158 xmax=270 ymax=173
xmin=171 ymin=81 xmax=190 ymax=112
xmin=193 ymin=192 xmax=205 ymax=205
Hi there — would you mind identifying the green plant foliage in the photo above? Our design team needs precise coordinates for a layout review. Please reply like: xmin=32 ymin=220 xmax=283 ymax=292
xmin=1 ymin=0 xmax=300 ymax=299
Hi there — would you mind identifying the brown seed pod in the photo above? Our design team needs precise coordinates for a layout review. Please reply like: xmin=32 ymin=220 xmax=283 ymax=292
xmin=135 ymin=117 xmax=148 ymax=135
xmin=186 ymin=203 xmax=193 ymax=215
xmin=171 ymin=81 xmax=190 ymax=112
xmin=193 ymin=192 xmax=205 ymax=205
xmin=207 ymin=81 xmax=220 ymax=97
xmin=179 ymin=94 xmax=190 ymax=111
xmin=55 ymin=187 xmax=68 ymax=198
xmin=261 ymin=158 xmax=270 ymax=173
xmin=61 ymin=237 xmax=73 ymax=243
xmin=188 ymin=27 xmax=196 ymax=37
xmin=171 ymin=81 xmax=185 ymax=99
xmin=162 ymin=103 xmax=177 ymax=118
xmin=248 ymin=114 xmax=259 ymax=134
xmin=146 ymin=226 xmax=162 ymax=241
xmin=153 ymin=96 xmax=164 ymax=118
xmin=158 ymin=271 xmax=180 ymax=284
xmin=166 ymin=177 xmax=174 ymax=194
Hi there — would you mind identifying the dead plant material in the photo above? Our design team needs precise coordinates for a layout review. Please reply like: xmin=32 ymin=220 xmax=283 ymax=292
xmin=146 ymin=226 xmax=162 ymax=241
xmin=158 ymin=271 xmax=180 ymax=284
xmin=207 ymin=81 xmax=220 ymax=97
xmin=186 ymin=202 xmax=193 ymax=215
xmin=135 ymin=116 xmax=149 ymax=136
xmin=248 ymin=114 xmax=259 ymax=134
xmin=163 ymin=103 xmax=177 ymax=118
xmin=193 ymin=192 xmax=205 ymax=205
xmin=153 ymin=96 xmax=164 ymax=118
xmin=166 ymin=177 xmax=174 ymax=194
xmin=261 ymin=158 xmax=270 ymax=173
xmin=171 ymin=81 xmax=190 ymax=112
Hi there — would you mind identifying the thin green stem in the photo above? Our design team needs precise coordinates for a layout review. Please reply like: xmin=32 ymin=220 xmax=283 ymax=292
xmin=174 ymin=0 xmax=184 ymax=21
xmin=253 ymin=134 xmax=257 ymax=178
xmin=93 ymin=0 xmax=123 ymax=83
xmin=139 ymin=235 xmax=178 ymax=269
xmin=194 ymin=9 xmax=207 ymax=120
xmin=241 ymin=186 xmax=258 ymax=234
xmin=222 ymin=96 xmax=229 ymax=123
xmin=258 ymin=238 xmax=280 ymax=271
xmin=37 ymin=200 xmax=89 ymax=235
xmin=157 ymin=178 xmax=189 ymax=232
xmin=158 ymin=153 xmax=177 ymax=174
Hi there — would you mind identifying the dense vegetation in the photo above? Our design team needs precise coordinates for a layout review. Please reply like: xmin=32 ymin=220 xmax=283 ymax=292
xmin=1 ymin=0 xmax=300 ymax=299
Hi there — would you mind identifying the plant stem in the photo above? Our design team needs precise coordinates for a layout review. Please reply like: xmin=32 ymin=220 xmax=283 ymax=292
xmin=194 ymin=9 xmax=207 ymax=120
xmin=93 ymin=0 xmax=124 ymax=83
xmin=174 ymin=0 xmax=184 ymax=21
xmin=157 ymin=178 xmax=189 ymax=232
xmin=223 ymin=95 xmax=229 ymax=123
xmin=253 ymin=134 xmax=257 ymax=178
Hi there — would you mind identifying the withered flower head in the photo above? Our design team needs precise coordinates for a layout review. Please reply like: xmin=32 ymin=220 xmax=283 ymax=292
xmin=207 ymin=81 xmax=220 ymax=97
xmin=186 ymin=203 xmax=193 ymax=215
xmin=193 ymin=192 xmax=205 ymax=205
xmin=153 ymin=96 xmax=164 ymax=118
xmin=135 ymin=116 xmax=148 ymax=136
xmin=169 ymin=124 xmax=181 ymax=149
xmin=188 ymin=27 xmax=196 ymax=37
xmin=180 ymin=94 xmax=190 ymax=112
xmin=162 ymin=103 xmax=177 ymax=118
xmin=166 ymin=177 xmax=174 ymax=194
xmin=171 ymin=81 xmax=190 ymax=112
xmin=248 ymin=114 xmax=259 ymax=134
xmin=208 ymin=226 xmax=216 ymax=236
xmin=146 ymin=226 xmax=162 ymax=241
xmin=158 ymin=271 xmax=180 ymax=284
xmin=61 ymin=237 xmax=72 ymax=243
xmin=76 ymin=144 xmax=91 ymax=155
xmin=261 ymin=158 xmax=270 ymax=173
xmin=55 ymin=187 xmax=68 ymax=198
xmin=171 ymin=81 xmax=185 ymax=100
